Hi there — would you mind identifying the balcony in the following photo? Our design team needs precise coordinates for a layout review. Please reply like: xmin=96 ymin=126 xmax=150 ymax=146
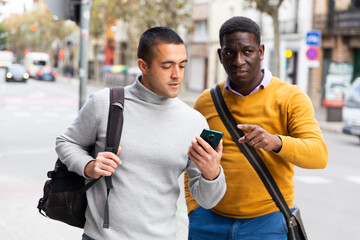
xmin=279 ymin=19 xmax=298 ymax=34
xmin=314 ymin=9 xmax=360 ymax=35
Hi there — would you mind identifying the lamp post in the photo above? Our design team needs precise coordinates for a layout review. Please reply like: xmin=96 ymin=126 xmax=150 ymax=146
xmin=79 ymin=0 xmax=93 ymax=109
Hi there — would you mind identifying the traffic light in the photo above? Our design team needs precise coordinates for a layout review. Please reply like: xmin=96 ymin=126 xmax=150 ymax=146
xmin=285 ymin=49 xmax=293 ymax=69
xmin=45 ymin=0 xmax=81 ymax=25
xmin=285 ymin=49 xmax=293 ymax=59
xmin=69 ymin=1 xmax=80 ymax=25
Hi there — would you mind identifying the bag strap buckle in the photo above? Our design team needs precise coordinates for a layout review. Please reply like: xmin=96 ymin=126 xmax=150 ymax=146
xmin=288 ymin=216 xmax=298 ymax=227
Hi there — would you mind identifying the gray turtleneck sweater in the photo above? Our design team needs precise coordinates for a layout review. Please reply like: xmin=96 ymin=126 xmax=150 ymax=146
xmin=55 ymin=78 xmax=226 ymax=239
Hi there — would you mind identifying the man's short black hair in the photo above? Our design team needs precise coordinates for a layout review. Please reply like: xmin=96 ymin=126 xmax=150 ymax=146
xmin=219 ymin=16 xmax=261 ymax=47
xmin=137 ymin=26 xmax=184 ymax=65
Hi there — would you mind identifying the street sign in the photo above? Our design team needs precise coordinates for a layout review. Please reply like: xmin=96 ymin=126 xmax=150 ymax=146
xmin=306 ymin=30 xmax=322 ymax=46
xmin=306 ymin=46 xmax=320 ymax=61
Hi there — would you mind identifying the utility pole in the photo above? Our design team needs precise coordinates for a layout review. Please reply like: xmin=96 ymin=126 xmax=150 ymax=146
xmin=45 ymin=0 xmax=93 ymax=110
xmin=79 ymin=0 xmax=93 ymax=109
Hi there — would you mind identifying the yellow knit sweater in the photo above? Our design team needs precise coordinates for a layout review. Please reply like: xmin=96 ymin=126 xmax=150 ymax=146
xmin=185 ymin=78 xmax=328 ymax=218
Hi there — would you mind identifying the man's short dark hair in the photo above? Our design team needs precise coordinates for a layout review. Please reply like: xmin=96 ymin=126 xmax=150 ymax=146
xmin=219 ymin=16 xmax=261 ymax=47
xmin=137 ymin=26 xmax=184 ymax=65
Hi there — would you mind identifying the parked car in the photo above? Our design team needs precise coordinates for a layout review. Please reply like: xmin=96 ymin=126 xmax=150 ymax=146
xmin=5 ymin=64 xmax=29 ymax=83
xmin=342 ymin=77 xmax=360 ymax=142
xmin=35 ymin=65 xmax=57 ymax=81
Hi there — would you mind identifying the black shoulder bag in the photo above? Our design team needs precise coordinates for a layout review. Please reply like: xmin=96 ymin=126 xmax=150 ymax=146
xmin=210 ymin=84 xmax=307 ymax=240
xmin=37 ymin=87 xmax=125 ymax=229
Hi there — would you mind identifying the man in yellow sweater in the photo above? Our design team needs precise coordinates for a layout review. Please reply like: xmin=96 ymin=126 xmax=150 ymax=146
xmin=185 ymin=16 xmax=328 ymax=240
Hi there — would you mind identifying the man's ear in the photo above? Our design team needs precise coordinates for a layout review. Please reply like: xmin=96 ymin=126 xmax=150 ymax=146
xmin=137 ymin=59 xmax=148 ymax=74
xmin=217 ymin=48 xmax=223 ymax=64
xmin=259 ymin=44 xmax=265 ymax=61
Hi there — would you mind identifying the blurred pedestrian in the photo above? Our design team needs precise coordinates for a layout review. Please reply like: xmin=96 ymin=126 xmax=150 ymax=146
xmin=56 ymin=26 xmax=226 ymax=239
xmin=185 ymin=16 xmax=328 ymax=240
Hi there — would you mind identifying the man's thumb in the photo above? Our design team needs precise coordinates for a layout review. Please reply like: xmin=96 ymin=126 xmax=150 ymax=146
xmin=117 ymin=146 xmax=122 ymax=155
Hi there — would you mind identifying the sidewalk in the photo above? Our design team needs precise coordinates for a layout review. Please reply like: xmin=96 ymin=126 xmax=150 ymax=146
xmin=58 ymin=75 xmax=344 ymax=133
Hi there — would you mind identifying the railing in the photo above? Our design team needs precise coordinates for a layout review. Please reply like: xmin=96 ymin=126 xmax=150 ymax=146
xmin=314 ymin=9 xmax=360 ymax=32
xmin=279 ymin=19 xmax=298 ymax=34
xmin=335 ymin=9 xmax=360 ymax=28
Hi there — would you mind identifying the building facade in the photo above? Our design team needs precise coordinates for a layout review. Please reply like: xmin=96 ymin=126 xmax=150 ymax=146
xmin=186 ymin=0 xmax=360 ymax=111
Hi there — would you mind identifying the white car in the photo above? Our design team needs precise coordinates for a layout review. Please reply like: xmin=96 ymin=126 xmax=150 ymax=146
xmin=342 ymin=77 xmax=360 ymax=142
xmin=23 ymin=52 xmax=51 ymax=78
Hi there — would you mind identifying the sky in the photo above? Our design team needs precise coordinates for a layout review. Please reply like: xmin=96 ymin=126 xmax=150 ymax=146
xmin=0 ymin=0 xmax=33 ymax=22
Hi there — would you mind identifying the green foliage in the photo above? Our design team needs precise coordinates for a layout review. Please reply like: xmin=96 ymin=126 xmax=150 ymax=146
xmin=89 ymin=0 xmax=193 ymax=64
xmin=0 ymin=24 xmax=7 ymax=50
xmin=1 ymin=7 xmax=77 ymax=61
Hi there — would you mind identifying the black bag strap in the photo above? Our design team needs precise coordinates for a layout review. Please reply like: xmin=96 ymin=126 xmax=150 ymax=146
xmin=210 ymin=84 xmax=296 ymax=226
xmin=102 ymin=87 xmax=125 ymax=228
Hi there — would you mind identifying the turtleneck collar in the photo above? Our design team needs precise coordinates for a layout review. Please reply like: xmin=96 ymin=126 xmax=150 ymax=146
xmin=128 ymin=75 xmax=178 ymax=105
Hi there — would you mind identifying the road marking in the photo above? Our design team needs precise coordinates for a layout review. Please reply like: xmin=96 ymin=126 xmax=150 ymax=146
xmin=13 ymin=112 xmax=31 ymax=117
xmin=3 ymin=105 xmax=19 ymax=111
xmin=0 ymin=219 xmax=18 ymax=240
xmin=43 ymin=112 xmax=60 ymax=118
xmin=29 ymin=106 xmax=43 ymax=111
xmin=294 ymin=176 xmax=331 ymax=184
xmin=0 ymin=97 xmax=78 ymax=104
xmin=0 ymin=147 xmax=53 ymax=158
xmin=345 ymin=176 xmax=360 ymax=184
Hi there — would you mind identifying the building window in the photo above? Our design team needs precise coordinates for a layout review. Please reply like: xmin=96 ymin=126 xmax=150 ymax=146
xmin=193 ymin=20 xmax=208 ymax=42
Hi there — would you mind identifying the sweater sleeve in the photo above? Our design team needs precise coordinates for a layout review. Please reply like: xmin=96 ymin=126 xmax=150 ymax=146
xmin=276 ymin=88 xmax=328 ymax=169
xmin=186 ymin=159 xmax=226 ymax=209
xmin=55 ymin=90 xmax=105 ymax=177
xmin=184 ymin=108 xmax=226 ymax=209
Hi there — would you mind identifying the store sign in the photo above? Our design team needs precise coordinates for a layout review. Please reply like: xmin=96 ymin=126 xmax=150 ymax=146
xmin=323 ymin=62 xmax=353 ymax=107
xmin=306 ymin=30 xmax=321 ymax=46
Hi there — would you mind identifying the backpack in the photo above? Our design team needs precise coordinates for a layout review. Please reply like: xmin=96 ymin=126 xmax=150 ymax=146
xmin=37 ymin=87 xmax=125 ymax=229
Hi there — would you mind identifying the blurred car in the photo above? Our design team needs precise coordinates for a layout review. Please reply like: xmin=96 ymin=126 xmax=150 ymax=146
xmin=342 ymin=77 xmax=360 ymax=142
xmin=35 ymin=65 xmax=57 ymax=81
xmin=5 ymin=64 xmax=29 ymax=83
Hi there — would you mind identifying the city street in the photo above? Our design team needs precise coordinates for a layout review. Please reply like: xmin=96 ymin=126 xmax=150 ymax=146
xmin=0 ymin=78 xmax=360 ymax=239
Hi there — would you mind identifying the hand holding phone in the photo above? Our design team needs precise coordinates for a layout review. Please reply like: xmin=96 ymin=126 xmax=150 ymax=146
xmin=199 ymin=129 xmax=223 ymax=149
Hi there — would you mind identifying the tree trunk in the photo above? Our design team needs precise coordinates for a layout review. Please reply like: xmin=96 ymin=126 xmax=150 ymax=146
xmin=94 ymin=44 xmax=100 ymax=82
xmin=272 ymin=11 xmax=280 ymax=78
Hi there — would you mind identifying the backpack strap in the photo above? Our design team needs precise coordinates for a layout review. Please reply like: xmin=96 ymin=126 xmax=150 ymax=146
xmin=103 ymin=87 xmax=125 ymax=228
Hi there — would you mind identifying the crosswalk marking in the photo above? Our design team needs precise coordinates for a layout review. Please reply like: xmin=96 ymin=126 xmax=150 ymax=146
xmin=13 ymin=111 xmax=31 ymax=117
xmin=295 ymin=175 xmax=360 ymax=184
xmin=1 ymin=103 xmax=75 ymax=119
xmin=43 ymin=112 xmax=60 ymax=118
xmin=345 ymin=176 xmax=360 ymax=184
xmin=295 ymin=176 xmax=332 ymax=184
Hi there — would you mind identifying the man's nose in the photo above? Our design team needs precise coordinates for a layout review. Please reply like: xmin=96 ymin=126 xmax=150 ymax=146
xmin=171 ymin=66 xmax=181 ymax=79
xmin=233 ymin=52 xmax=245 ymax=66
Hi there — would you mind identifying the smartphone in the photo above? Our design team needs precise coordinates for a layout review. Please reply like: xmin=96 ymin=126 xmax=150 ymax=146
xmin=199 ymin=129 xmax=224 ymax=149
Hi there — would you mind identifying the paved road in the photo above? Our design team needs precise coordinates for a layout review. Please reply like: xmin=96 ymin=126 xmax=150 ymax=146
xmin=1 ymin=77 xmax=359 ymax=239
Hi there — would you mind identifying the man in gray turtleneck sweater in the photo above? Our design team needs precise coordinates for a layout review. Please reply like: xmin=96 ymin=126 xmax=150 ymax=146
xmin=56 ymin=27 xmax=226 ymax=240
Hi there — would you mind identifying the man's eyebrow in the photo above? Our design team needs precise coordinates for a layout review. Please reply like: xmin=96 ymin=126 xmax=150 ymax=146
xmin=161 ymin=59 xmax=188 ymax=64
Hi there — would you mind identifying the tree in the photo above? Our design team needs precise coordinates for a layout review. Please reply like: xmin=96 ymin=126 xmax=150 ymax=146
xmin=89 ymin=0 xmax=192 ymax=68
xmin=1 ymin=7 xmax=77 ymax=63
xmin=0 ymin=24 xmax=7 ymax=50
xmin=245 ymin=0 xmax=284 ymax=77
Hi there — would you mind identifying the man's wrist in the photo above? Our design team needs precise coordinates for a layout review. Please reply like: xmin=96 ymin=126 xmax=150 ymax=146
xmin=203 ymin=166 xmax=221 ymax=181
xmin=84 ymin=160 xmax=95 ymax=178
